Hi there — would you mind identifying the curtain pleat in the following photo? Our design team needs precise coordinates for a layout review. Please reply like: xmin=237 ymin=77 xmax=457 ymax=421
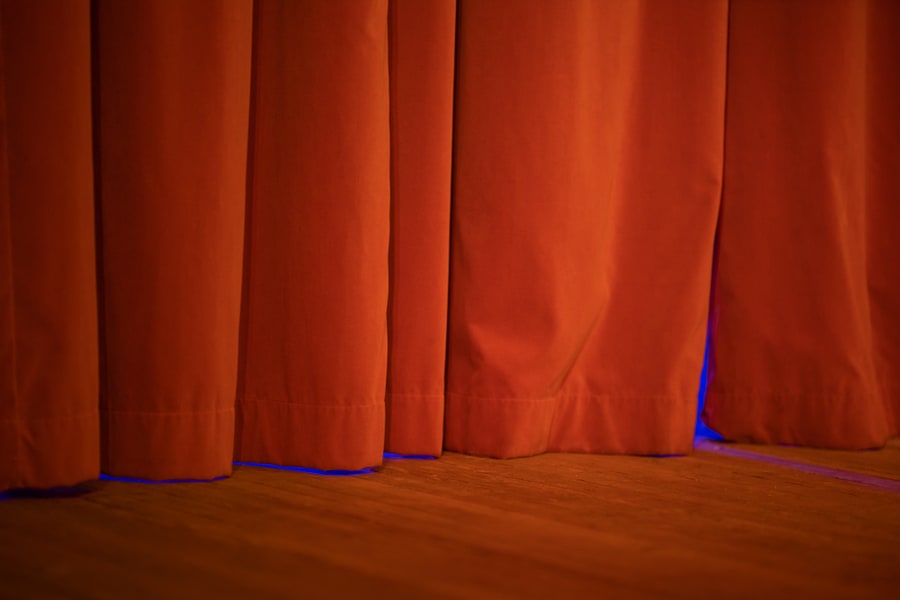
xmin=384 ymin=0 xmax=456 ymax=457
xmin=94 ymin=0 xmax=252 ymax=479
xmin=444 ymin=0 xmax=727 ymax=457
xmin=867 ymin=0 xmax=900 ymax=437
xmin=235 ymin=0 xmax=391 ymax=471
xmin=0 ymin=0 xmax=898 ymax=490
xmin=703 ymin=0 xmax=900 ymax=449
xmin=0 ymin=0 xmax=98 ymax=490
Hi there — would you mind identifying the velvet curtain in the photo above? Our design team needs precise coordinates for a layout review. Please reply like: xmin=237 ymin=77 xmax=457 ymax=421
xmin=1 ymin=0 xmax=898 ymax=491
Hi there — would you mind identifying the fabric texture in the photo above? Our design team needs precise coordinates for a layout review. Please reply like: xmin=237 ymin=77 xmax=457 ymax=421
xmin=703 ymin=0 xmax=900 ymax=448
xmin=1 ymin=0 xmax=898 ymax=490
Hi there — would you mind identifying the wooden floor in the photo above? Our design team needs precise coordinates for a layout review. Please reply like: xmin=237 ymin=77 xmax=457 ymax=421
xmin=1 ymin=439 xmax=898 ymax=599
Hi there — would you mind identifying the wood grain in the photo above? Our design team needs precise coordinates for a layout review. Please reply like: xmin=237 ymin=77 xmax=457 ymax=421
xmin=1 ymin=443 xmax=898 ymax=599
xmin=720 ymin=437 xmax=900 ymax=482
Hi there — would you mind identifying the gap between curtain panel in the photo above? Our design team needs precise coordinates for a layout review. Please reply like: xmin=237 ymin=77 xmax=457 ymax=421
xmin=1 ymin=0 xmax=898 ymax=491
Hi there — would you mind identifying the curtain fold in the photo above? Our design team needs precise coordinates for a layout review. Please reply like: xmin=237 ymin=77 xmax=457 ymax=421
xmin=444 ymin=0 xmax=727 ymax=457
xmin=0 ymin=0 xmax=98 ymax=489
xmin=1 ymin=0 xmax=898 ymax=490
xmin=384 ymin=0 xmax=456 ymax=458
xmin=703 ymin=0 xmax=900 ymax=448
xmin=95 ymin=0 xmax=252 ymax=479
xmin=236 ymin=0 xmax=391 ymax=471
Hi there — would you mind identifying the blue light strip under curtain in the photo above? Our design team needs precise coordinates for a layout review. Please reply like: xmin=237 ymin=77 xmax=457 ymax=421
xmin=694 ymin=335 xmax=723 ymax=441
xmin=94 ymin=453 xmax=438 ymax=484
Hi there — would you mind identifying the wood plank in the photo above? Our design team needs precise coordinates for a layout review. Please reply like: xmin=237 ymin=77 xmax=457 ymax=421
xmin=707 ymin=437 xmax=900 ymax=482
xmin=1 ymin=448 xmax=897 ymax=599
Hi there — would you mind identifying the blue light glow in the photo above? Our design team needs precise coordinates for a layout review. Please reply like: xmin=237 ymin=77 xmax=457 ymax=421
xmin=383 ymin=452 xmax=437 ymax=460
xmin=233 ymin=461 xmax=374 ymax=476
xmin=694 ymin=333 xmax=723 ymax=442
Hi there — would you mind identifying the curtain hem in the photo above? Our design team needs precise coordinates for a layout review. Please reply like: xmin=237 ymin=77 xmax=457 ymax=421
xmin=702 ymin=391 xmax=893 ymax=450
xmin=384 ymin=393 xmax=443 ymax=457
xmin=0 ymin=411 xmax=99 ymax=490
xmin=236 ymin=398 xmax=384 ymax=471
xmin=444 ymin=393 xmax=696 ymax=458
xmin=101 ymin=406 xmax=234 ymax=480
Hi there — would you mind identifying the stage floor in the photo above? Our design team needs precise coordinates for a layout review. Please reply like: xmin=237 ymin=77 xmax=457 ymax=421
xmin=2 ymin=438 xmax=898 ymax=598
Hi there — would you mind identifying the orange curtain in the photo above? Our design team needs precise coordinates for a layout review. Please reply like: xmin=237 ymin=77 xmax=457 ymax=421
xmin=703 ymin=0 xmax=900 ymax=447
xmin=1 ymin=0 xmax=98 ymax=488
xmin=1 ymin=0 xmax=898 ymax=491
xmin=445 ymin=1 xmax=726 ymax=457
